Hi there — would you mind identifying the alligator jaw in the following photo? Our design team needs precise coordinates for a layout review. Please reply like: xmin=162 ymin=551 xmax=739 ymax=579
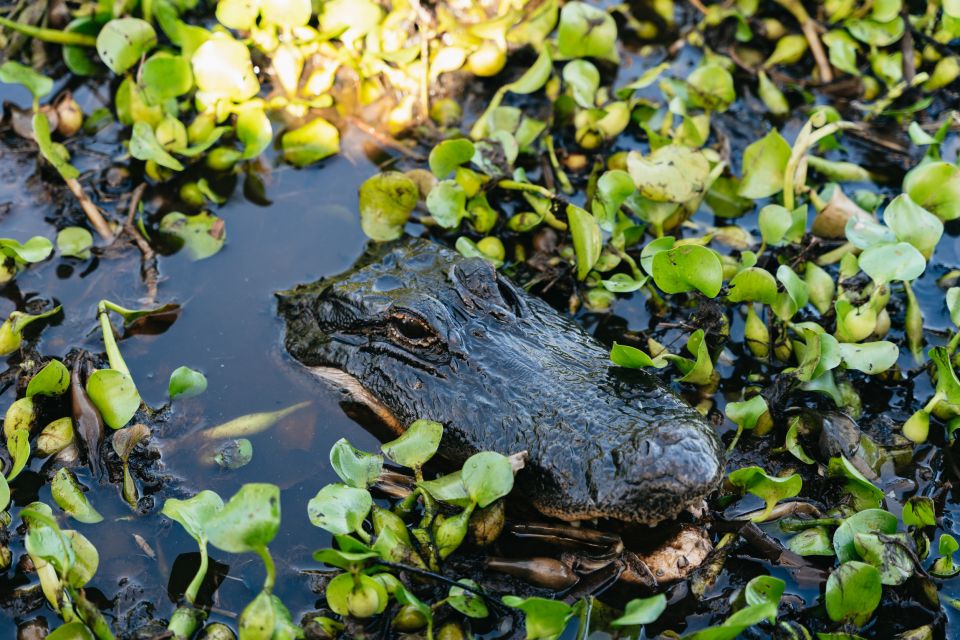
xmin=307 ymin=366 xmax=404 ymax=436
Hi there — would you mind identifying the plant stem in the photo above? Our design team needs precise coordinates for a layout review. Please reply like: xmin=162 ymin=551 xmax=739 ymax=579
xmin=0 ymin=16 xmax=97 ymax=46
xmin=97 ymin=301 xmax=131 ymax=376
xmin=257 ymin=546 xmax=276 ymax=593
xmin=185 ymin=543 xmax=208 ymax=604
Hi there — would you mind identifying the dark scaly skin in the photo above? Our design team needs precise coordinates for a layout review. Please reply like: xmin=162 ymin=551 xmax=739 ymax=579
xmin=278 ymin=238 xmax=724 ymax=525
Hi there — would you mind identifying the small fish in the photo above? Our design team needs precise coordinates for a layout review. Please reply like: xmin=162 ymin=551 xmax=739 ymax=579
xmin=71 ymin=352 xmax=105 ymax=478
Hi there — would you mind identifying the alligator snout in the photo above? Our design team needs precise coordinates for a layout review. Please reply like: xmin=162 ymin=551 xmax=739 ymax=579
xmin=278 ymin=238 xmax=724 ymax=524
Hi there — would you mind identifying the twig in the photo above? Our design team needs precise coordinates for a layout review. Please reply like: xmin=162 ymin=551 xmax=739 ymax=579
xmin=775 ymin=0 xmax=833 ymax=83
xmin=901 ymin=7 xmax=916 ymax=85
xmin=65 ymin=178 xmax=114 ymax=242
xmin=122 ymin=183 xmax=159 ymax=304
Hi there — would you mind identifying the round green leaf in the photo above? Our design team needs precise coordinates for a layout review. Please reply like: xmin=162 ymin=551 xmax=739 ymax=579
xmin=429 ymin=139 xmax=475 ymax=178
xmin=883 ymin=194 xmax=943 ymax=259
xmin=381 ymin=419 xmax=443 ymax=469
xmin=0 ymin=61 xmax=53 ymax=100
xmin=85 ymin=369 xmax=140 ymax=430
xmin=502 ymin=596 xmax=574 ymax=640
xmin=738 ymin=129 xmax=790 ymax=199
xmin=162 ymin=490 xmax=224 ymax=543
xmin=206 ymin=483 xmax=281 ymax=553
xmin=727 ymin=267 xmax=778 ymax=304
xmin=51 ymin=468 xmax=103 ymax=524
xmin=557 ymin=1 xmax=619 ymax=63
xmin=903 ymin=160 xmax=960 ymax=221
xmin=237 ymin=105 xmax=273 ymax=160
xmin=330 ymin=438 xmax=383 ymax=488
xmin=652 ymin=245 xmax=723 ymax=297
xmin=628 ymin=145 xmax=711 ymax=203
xmin=461 ymin=451 xmax=514 ymax=508
xmin=825 ymin=561 xmax=882 ymax=625
xmin=858 ymin=242 xmax=926 ymax=284
xmin=358 ymin=172 xmax=419 ymax=241
xmin=426 ymin=180 xmax=468 ymax=229
xmin=563 ymin=59 xmax=601 ymax=108
xmin=610 ymin=594 xmax=666 ymax=627
xmin=567 ymin=204 xmax=601 ymax=280
xmin=837 ymin=341 xmax=899 ymax=374
xmin=160 ymin=211 xmax=226 ymax=261
xmin=307 ymin=483 xmax=372 ymax=535
xmin=192 ymin=35 xmax=260 ymax=102
xmin=833 ymin=508 xmax=897 ymax=563
xmin=0 ymin=236 xmax=54 ymax=263
xmin=281 ymin=117 xmax=340 ymax=167
xmin=56 ymin=227 xmax=93 ymax=259
xmin=448 ymin=580 xmax=489 ymax=619
xmin=260 ymin=0 xmax=311 ymax=27
xmin=141 ymin=52 xmax=193 ymax=104
xmin=96 ymin=18 xmax=157 ymax=74
xmin=168 ymin=366 xmax=208 ymax=399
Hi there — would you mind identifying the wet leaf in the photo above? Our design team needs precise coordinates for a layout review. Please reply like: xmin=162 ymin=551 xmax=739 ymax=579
xmin=47 ymin=623 xmax=95 ymax=640
xmin=601 ymin=273 xmax=648 ymax=293
xmin=557 ymin=1 xmax=618 ymax=63
xmin=216 ymin=0 xmax=259 ymax=30
xmin=725 ymin=396 xmax=768 ymax=432
xmin=358 ymin=172 xmax=419 ymax=241
xmin=426 ymin=180 xmax=468 ymax=228
xmin=326 ymin=572 xmax=388 ymax=618
xmin=931 ymin=346 xmax=960 ymax=404
xmin=728 ymin=466 xmax=802 ymax=522
xmin=685 ymin=602 xmax=778 ymax=639
xmin=130 ymin=121 xmax=184 ymax=171
xmin=563 ymin=60 xmax=600 ymax=108
xmin=0 ymin=235 xmax=54 ymax=263
xmin=932 ymin=534 xmax=959 ymax=578
xmin=307 ymin=483 xmax=372 ymax=536
xmin=213 ymin=438 xmax=253 ymax=470
xmin=688 ymin=63 xmax=735 ymax=112
xmin=837 ymin=341 xmax=898 ymax=374
xmin=567 ymin=204 xmax=601 ymax=280
xmin=27 ymin=359 xmax=70 ymax=397
xmin=773 ymin=264 xmax=809 ymax=320
xmin=627 ymin=145 xmax=711 ymax=203
xmin=206 ymin=483 xmax=280 ymax=553
xmin=33 ymin=112 xmax=79 ymax=180
xmin=883 ymin=194 xmax=943 ymax=259
xmin=502 ymin=595 xmax=575 ymax=640
xmin=330 ymin=438 xmax=383 ymax=488
xmin=96 ymin=18 xmax=157 ymax=74
xmin=832 ymin=508 xmax=897 ymax=563
xmin=86 ymin=369 xmax=140 ymax=430
xmin=281 ymin=117 xmax=340 ymax=166
xmin=0 ymin=472 xmax=8 ymax=511
xmin=758 ymin=204 xmax=804 ymax=246
xmin=610 ymin=593 xmax=666 ymax=627
xmin=764 ymin=34 xmax=808 ymax=67
xmin=858 ymin=242 xmax=926 ymax=284
xmin=462 ymin=451 xmax=514 ymax=508
xmin=429 ymin=139 xmax=475 ymax=178
xmin=853 ymin=532 xmax=915 ymax=585
xmin=141 ymin=52 xmax=193 ymax=103
xmin=51 ymin=468 xmax=103 ymax=524
xmin=448 ymin=579 xmax=489 ymax=618
xmin=652 ymin=245 xmax=723 ymax=297
xmin=162 ymin=490 xmax=224 ymax=544
xmin=0 ymin=61 xmax=52 ymax=101
xmin=727 ymin=267 xmax=778 ymax=304
xmin=382 ymin=419 xmax=443 ymax=469
xmin=261 ymin=0 xmax=311 ymax=27
xmin=739 ymin=129 xmax=790 ymax=199
xmin=236 ymin=104 xmax=272 ymax=160
xmin=825 ymin=561 xmax=882 ymax=625
xmin=4 ymin=397 xmax=35 ymax=439
xmin=745 ymin=575 xmax=785 ymax=608
xmin=845 ymin=16 xmax=904 ymax=47
xmin=592 ymin=170 xmax=635 ymax=231
xmin=903 ymin=161 xmax=960 ymax=221
xmin=418 ymin=471 xmax=471 ymax=508
xmin=160 ymin=211 xmax=226 ymax=261
xmin=192 ymin=34 xmax=259 ymax=102
xmin=902 ymin=496 xmax=936 ymax=527
xmin=787 ymin=527 xmax=835 ymax=556
xmin=56 ymin=227 xmax=93 ymax=259
xmin=168 ymin=366 xmax=207 ymax=399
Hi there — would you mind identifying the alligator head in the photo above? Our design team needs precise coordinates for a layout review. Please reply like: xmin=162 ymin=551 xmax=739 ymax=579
xmin=277 ymin=238 xmax=723 ymax=525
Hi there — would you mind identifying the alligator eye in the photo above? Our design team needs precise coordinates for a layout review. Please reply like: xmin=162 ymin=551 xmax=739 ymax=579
xmin=387 ymin=312 xmax=437 ymax=346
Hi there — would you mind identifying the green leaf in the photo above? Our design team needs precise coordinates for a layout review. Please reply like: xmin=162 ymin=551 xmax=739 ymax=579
xmin=684 ymin=602 xmax=778 ymax=640
xmin=688 ymin=63 xmax=735 ymax=112
xmin=206 ymin=483 xmax=281 ymax=553
xmin=51 ymin=468 xmax=103 ymax=524
xmin=845 ymin=16 xmax=904 ymax=47
xmin=32 ymin=112 xmax=78 ymax=180
xmin=837 ymin=341 xmax=899 ymax=374
xmin=85 ymin=369 xmax=140 ymax=430
xmin=725 ymin=395 xmax=768 ymax=432
xmin=47 ymin=623 xmax=95 ymax=640
xmin=567 ymin=204 xmax=601 ymax=280
xmin=281 ymin=117 xmax=340 ymax=166
xmin=823 ymin=30 xmax=860 ymax=76
xmin=191 ymin=34 xmax=259 ymax=102
xmin=260 ymin=0 xmax=311 ymax=27
xmin=772 ymin=264 xmax=809 ymax=320
xmin=592 ymin=170 xmax=635 ymax=231
xmin=858 ymin=241 xmax=926 ymax=284
xmin=0 ymin=235 xmax=54 ymax=263
xmin=448 ymin=579 xmax=489 ymax=618
xmin=417 ymin=471 xmax=471 ymax=508
xmin=326 ymin=572 xmax=387 ymax=618
xmin=216 ymin=0 xmax=259 ymax=29
xmin=382 ymin=419 xmax=443 ymax=469
xmin=727 ymin=267 xmax=778 ymax=304
xmin=168 ymin=366 xmax=207 ymax=399
xmin=162 ymin=490 xmax=224 ymax=544
xmin=357 ymin=172 xmax=419 ymax=241
xmin=141 ymin=52 xmax=193 ymax=103
xmin=600 ymin=273 xmax=647 ymax=292
xmin=832 ymin=508 xmax=897 ymax=563
xmin=26 ymin=360 xmax=70 ymax=397
xmin=931 ymin=346 xmax=960 ymax=404
xmin=307 ymin=483 xmax=372 ymax=535
xmin=787 ymin=527 xmax=835 ymax=556
xmin=738 ymin=128 xmax=791 ymax=199
xmin=56 ymin=227 xmax=93 ymax=259
xmin=426 ymin=180 xmax=468 ymax=228
xmin=672 ymin=329 xmax=714 ymax=385
xmin=883 ymin=194 xmax=943 ymax=259
xmin=329 ymin=438 xmax=383 ymax=488
xmin=0 ymin=474 xmax=7 ymax=511
xmin=825 ymin=561 xmax=882 ymax=626
xmin=563 ymin=59 xmax=601 ymax=108
xmin=902 ymin=496 xmax=936 ymax=527
xmin=652 ymin=245 xmax=724 ymax=297
xmin=429 ymin=139 xmax=475 ymax=178
xmin=758 ymin=204 xmax=793 ymax=246
xmin=557 ymin=1 xmax=619 ymax=63
xmin=947 ymin=288 xmax=960 ymax=327
xmin=744 ymin=575 xmax=785 ymax=608
xmin=212 ymin=438 xmax=253 ymax=470
xmin=827 ymin=456 xmax=885 ymax=511
xmin=461 ymin=451 xmax=514 ymax=508
xmin=853 ymin=532 xmax=915 ymax=585
xmin=96 ymin=18 xmax=157 ymax=74
xmin=5 ymin=428 xmax=29 ymax=481
xmin=903 ymin=160 xmax=960 ymax=221
xmin=610 ymin=594 xmax=666 ymax=627
xmin=130 ymin=121 xmax=184 ymax=171
xmin=502 ymin=596 xmax=575 ymax=640
xmin=0 ymin=61 xmax=53 ymax=100
xmin=628 ymin=145 xmax=711 ymax=203
xmin=728 ymin=466 xmax=802 ymax=521
xmin=160 ymin=211 xmax=226 ymax=261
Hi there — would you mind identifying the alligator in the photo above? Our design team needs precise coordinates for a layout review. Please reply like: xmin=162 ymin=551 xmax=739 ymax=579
xmin=277 ymin=238 xmax=724 ymax=525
